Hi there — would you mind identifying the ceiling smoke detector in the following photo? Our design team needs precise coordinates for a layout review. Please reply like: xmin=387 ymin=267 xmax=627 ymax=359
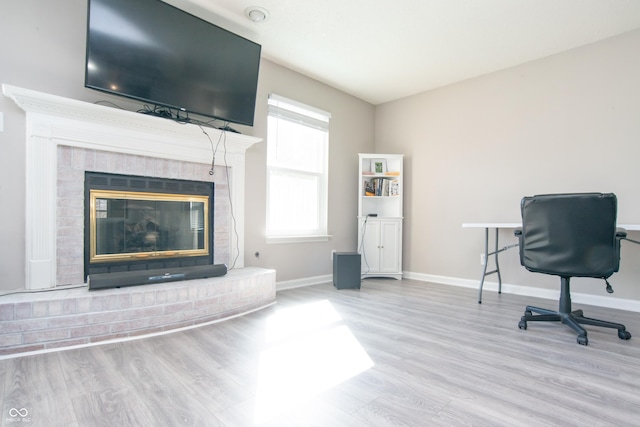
xmin=245 ymin=6 xmax=270 ymax=23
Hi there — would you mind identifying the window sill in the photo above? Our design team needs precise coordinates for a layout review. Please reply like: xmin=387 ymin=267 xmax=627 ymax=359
xmin=266 ymin=235 xmax=332 ymax=244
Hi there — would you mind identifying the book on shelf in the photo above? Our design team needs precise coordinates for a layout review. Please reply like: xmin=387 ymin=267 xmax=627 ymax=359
xmin=364 ymin=179 xmax=375 ymax=196
xmin=382 ymin=179 xmax=389 ymax=196
xmin=389 ymin=179 xmax=399 ymax=196
xmin=364 ymin=177 xmax=400 ymax=197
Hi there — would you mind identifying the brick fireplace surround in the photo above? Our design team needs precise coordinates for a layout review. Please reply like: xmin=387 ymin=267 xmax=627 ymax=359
xmin=0 ymin=85 xmax=275 ymax=357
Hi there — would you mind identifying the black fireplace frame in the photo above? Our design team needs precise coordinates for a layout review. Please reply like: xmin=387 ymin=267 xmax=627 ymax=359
xmin=84 ymin=172 xmax=214 ymax=281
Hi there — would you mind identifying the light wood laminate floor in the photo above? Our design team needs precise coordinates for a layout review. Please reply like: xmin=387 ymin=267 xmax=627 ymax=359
xmin=1 ymin=279 xmax=640 ymax=426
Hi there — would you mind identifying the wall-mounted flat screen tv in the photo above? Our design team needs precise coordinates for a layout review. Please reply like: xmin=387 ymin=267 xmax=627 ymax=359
xmin=85 ymin=0 xmax=261 ymax=126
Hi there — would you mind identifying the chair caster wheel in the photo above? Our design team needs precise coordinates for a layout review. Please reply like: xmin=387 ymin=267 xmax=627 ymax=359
xmin=618 ymin=330 xmax=631 ymax=340
xmin=518 ymin=320 xmax=527 ymax=330
xmin=577 ymin=335 xmax=588 ymax=346
xmin=524 ymin=310 xmax=532 ymax=317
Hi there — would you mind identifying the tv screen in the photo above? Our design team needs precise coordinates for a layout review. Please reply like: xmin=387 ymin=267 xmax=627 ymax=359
xmin=85 ymin=0 xmax=261 ymax=126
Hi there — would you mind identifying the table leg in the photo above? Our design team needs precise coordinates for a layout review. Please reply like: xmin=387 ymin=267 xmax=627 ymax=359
xmin=478 ymin=228 xmax=489 ymax=303
xmin=494 ymin=227 xmax=502 ymax=295
xmin=478 ymin=227 xmax=503 ymax=303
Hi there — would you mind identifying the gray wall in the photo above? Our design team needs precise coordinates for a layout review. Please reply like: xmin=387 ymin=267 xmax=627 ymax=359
xmin=375 ymin=28 xmax=640 ymax=302
xmin=0 ymin=0 xmax=375 ymax=291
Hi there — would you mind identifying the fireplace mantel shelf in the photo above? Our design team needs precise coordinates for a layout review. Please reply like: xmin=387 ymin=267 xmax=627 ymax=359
xmin=2 ymin=84 xmax=262 ymax=163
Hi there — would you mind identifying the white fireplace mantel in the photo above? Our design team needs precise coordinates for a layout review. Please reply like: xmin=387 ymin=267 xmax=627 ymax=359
xmin=3 ymin=84 xmax=262 ymax=290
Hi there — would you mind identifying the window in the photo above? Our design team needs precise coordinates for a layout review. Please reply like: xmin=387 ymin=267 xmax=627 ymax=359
xmin=266 ymin=94 xmax=331 ymax=243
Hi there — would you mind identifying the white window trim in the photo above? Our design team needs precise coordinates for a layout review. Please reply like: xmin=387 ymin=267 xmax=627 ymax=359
xmin=266 ymin=235 xmax=332 ymax=244
xmin=268 ymin=94 xmax=331 ymax=123
xmin=266 ymin=94 xmax=331 ymax=243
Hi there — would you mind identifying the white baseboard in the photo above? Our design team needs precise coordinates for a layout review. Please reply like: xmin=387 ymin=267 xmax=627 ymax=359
xmin=402 ymin=271 xmax=640 ymax=313
xmin=277 ymin=271 xmax=640 ymax=313
xmin=276 ymin=274 xmax=333 ymax=291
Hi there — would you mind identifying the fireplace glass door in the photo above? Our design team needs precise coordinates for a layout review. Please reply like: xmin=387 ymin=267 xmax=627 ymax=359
xmin=90 ymin=190 xmax=209 ymax=263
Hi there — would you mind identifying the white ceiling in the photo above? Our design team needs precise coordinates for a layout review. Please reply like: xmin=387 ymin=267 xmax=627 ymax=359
xmin=167 ymin=0 xmax=640 ymax=105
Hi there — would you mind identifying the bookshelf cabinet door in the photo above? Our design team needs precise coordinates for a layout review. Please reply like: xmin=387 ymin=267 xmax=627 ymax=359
xmin=379 ymin=220 xmax=401 ymax=274
xmin=360 ymin=219 xmax=381 ymax=273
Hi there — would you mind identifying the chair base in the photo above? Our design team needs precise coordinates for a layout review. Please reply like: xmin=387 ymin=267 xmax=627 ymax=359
xmin=518 ymin=278 xmax=631 ymax=345
xmin=518 ymin=306 xmax=631 ymax=345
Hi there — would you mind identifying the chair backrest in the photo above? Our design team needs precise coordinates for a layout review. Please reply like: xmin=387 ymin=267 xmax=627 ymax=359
xmin=518 ymin=193 xmax=620 ymax=278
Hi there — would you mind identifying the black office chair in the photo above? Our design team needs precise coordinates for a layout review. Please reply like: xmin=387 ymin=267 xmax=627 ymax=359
xmin=515 ymin=193 xmax=632 ymax=345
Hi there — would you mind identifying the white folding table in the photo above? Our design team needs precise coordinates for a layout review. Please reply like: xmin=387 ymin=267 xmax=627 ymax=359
xmin=463 ymin=223 xmax=640 ymax=303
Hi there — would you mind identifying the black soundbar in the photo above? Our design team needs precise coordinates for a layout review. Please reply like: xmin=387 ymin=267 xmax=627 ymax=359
xmin=88 ymin=264 xmax=227 ymax=290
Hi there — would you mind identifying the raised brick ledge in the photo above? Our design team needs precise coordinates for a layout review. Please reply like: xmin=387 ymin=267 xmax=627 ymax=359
xmin=0 ymin=267 xmax=276 ymax=357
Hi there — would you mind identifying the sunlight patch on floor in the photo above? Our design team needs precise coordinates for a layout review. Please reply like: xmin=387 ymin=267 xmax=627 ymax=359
xmin=254 ymin=300 xmax=374 ymax=424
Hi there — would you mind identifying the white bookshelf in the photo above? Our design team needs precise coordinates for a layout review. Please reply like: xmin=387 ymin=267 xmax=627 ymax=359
xmin=357 ymin=153 xmax=403 ymax=279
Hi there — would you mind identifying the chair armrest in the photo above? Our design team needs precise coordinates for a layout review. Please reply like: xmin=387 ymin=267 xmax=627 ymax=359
xmin=616 ymin=228 xmax=627 ymax=239
xmin=514 ymin=228 xmax=522 ymax=237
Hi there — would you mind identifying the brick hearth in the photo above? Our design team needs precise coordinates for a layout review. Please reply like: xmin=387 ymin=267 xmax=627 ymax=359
xmin=0 ymin=268 xmax=275 ymax=356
